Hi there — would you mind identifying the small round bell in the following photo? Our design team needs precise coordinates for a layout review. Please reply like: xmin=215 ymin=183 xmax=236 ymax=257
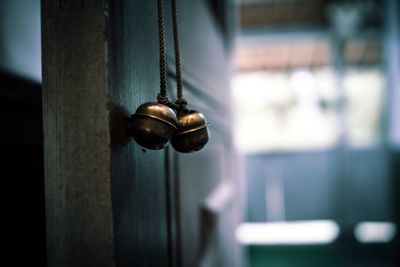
xmin=171 ymin=110 xmax=209 ymax=153
xmin=130 ymin=102 xmax=177 ymax=150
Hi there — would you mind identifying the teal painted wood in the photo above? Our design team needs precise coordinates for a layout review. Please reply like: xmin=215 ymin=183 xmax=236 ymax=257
xmin=163 ymin=1 xmax=243 ymax=266
xmin=43 ymin=0 xmax=241 ymax=266
xmin=108 ymin=0 xmax=169 ymax=266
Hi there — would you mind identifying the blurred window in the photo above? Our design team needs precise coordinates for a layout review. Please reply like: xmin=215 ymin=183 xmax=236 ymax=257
xmin=344 ymin=68 xmax=384 ymax=147
xmin=232 ymin=68 xmax=338 ymax=153
xmin=231 ymin=67 xmax=384 ymax=153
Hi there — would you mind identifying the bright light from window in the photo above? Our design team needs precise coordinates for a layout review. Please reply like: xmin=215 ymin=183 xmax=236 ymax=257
xmin=231 ymin=68 xmax=339 ymax=153
xmin=354 ymin=222 xmax=397 ymax=243
xmin=235 ymin=220 xmax=340 ymax=245
xmin=231 ymin=67 xmax=383 ymax=153
xmin=344 ymin=69 xmax=384 ymax=147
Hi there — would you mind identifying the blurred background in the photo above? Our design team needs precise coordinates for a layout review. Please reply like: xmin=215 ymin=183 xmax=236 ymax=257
xmin=0 ymin=0 xmax=399 ymax=266
xmin=232 ymin=0 xmax=400 ymax=266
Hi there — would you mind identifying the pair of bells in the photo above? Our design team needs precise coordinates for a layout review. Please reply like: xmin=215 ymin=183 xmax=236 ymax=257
xmin=130 ymin=102 xmax=209 ymax=153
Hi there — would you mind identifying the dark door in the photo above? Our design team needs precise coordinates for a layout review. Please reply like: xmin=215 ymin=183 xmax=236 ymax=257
xmin=42 ymin=0 xmax=242 ymax=266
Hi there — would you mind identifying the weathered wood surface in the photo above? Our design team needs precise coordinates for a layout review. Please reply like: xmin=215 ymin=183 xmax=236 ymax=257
xmin=108 ymin=0 xmax=170 ymax=266
xmin=42 ymin=0 xmax=241 ymax=266
xmin=164 ymin=0 xmax=243 ymax=266
xmin=42 ymin=0 xmax=115 ymax=266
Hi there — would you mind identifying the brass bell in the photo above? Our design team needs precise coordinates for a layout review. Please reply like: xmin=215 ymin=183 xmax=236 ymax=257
xmin=171 ymin=110 xmax=209 ymax=153
xmin=130 ymin=102 xmax=177 ymax=150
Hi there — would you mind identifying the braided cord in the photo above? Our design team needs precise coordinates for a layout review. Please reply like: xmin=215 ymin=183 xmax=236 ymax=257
xmin=171 ymin=0 xmax=187 ymax=108
xmin=157 ymin=0 xmax=169 ymax=104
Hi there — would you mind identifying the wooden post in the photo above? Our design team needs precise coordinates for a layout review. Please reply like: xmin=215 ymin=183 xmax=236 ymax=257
xmin=42 ymin=0 xmax=115 ymax=266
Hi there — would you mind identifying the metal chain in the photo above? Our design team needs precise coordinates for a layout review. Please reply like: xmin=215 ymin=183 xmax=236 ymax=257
xmin=171 ymin=0 xmax=188 ymax=108
xmin=157 ymin=0 xmax=169 ymax=104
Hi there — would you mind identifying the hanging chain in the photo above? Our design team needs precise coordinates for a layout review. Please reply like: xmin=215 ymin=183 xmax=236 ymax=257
xmin=171 ymin=0 xmax=188 ymax=109
xmin=157 ymin=0 xmax=169 ymax=104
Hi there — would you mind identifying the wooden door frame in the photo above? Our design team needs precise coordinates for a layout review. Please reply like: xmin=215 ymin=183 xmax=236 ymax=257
xmin=42 ymin=0 xmax=115 ymax=266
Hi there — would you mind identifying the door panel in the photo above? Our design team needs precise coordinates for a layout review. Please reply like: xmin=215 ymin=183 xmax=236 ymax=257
xmin=164 ymin=1 xmax=243 ymax=265
xmin=42 ymin=0 xmax=241 ymax=266
xmin=108 ymin=0 xmax=169 ymax=266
